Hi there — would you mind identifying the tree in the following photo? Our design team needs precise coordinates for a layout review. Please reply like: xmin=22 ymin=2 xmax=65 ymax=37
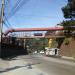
xmin=61 ymin=0 xmax=75 ymax=37
xmin=26 ymin=38 xmax=48 ymax=52
xmin=62 ymin=0 xmax=75 ymax=19
xmin=62 ymin=20 xmax=75 ymax=26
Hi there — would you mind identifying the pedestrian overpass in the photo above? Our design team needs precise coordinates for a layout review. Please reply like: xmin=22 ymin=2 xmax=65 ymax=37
xmin=1 ymin=26 xmax=72 ymax=58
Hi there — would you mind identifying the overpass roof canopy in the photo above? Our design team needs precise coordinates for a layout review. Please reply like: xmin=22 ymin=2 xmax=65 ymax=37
xmin=4 ymin=27 xmax=64 ymax=36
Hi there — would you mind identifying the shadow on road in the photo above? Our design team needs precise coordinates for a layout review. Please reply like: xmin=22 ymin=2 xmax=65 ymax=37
xmin=1 ymin=43 xmax=28 ymax=60
xmin=0 ymin=63 xmax=40 ymax=73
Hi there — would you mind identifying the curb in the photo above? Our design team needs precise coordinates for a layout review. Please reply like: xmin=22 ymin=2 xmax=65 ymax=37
xmin=61 ymin=56 xmax=75 ymax=61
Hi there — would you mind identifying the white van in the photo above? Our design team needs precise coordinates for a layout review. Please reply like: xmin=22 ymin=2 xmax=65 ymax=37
xmin=45 ymin=48 xmax=59 ymax=56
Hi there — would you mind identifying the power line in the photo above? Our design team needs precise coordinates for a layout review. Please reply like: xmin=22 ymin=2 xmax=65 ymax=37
xmin=4 ymin=0 xmax=22 ymax=18
xmin=7 ymin=0 xmax=30 ymax=19
xmin=5 ymin=0 xmax=9 ymax=5
xmin=3 ymin=15 xmax=17 ymax=36
xmin=4 ymin=15 xmax=13 ymax=28
xmin=10 ymin=0 xmax=29 ymax=18
xmin=3 ymin=21 xmax=10 ymax=28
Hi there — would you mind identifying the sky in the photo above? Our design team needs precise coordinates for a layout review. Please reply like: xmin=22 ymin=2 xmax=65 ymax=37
xmin=0 ymin=0 xmax=68 ymax=31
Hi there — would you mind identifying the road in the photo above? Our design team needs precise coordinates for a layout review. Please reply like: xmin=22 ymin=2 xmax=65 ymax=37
xmin=0 ymin=54 xmax=75 ymax=75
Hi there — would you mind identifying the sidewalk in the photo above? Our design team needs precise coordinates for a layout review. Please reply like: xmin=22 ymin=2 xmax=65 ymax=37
xmin=61 ymin=56 xmax=75 ymax=60
xmin=44 ymin=54 xmax=75 ymax=62
xmin=0 ymin=59 xmax=9 ymax=69
xmin=0 ymin=59 xmax=48 ymax=75
xmin=61 ymin=56 xmax=75 ymax=62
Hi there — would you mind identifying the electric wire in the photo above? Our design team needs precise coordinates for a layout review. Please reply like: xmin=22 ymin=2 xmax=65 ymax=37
xmin=4 ymin=0 xmax=22 ymax=19
xmin=4 ymin=15 xmax=17 ymax=36
xmin=4 ymin=15 xmax=13 ymax=28
xmin=7 ymin=0 xmax=30 ymax=19
xmin=3 ymin=21 xmax=10 ymax=28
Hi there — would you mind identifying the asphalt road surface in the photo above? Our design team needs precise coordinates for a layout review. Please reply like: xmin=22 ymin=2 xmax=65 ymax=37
xmin=0 ymin=54 xmax=75 ymax=75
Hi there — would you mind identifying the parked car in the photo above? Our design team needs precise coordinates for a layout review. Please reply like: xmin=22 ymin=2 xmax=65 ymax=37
xmin=33 ymin=51 xmax=37 ymax=54
xmin=40 ymin=50 xmax=44 ymax=54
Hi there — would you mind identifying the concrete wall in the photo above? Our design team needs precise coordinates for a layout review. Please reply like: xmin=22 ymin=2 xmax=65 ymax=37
xmin=59 ymin=37 xmax=75 ymax=57
xmin=1 ymin=43 xmax=28 ymax=58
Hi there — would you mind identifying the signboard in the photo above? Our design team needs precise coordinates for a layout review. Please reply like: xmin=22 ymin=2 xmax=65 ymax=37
xmin=34 ymin=33 xmax=43 ymax=36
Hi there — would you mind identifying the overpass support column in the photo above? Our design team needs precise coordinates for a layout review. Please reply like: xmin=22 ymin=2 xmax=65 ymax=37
xmin=24 ymin=39 xmax=26 ymax=49
xmin=48 ymin=38 xmax=53 ymax=48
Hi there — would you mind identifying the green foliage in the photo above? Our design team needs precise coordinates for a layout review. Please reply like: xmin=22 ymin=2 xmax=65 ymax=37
xmin=61 ymin=20 xmax=75 ymax=26
xmin=61 ymin=20 xmax=75 ymax=37
xmin=51 ymin=40 xmax=58 ymax=48
xmin=62 ymin=6 xmax=71 ymax=18
xmin=56 ymin=38 xmax=65 ymax=48
xmin=62 ymin=0 xmax=75 ymax=19
xmin=26 ymin=38 xmax=48 ymax=52
xmin=64 ymin=38 xmax=69 ymax=45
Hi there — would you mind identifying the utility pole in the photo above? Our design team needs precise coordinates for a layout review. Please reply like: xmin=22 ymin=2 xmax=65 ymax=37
xmin=0 ymin=0 xmax=5 ymax=57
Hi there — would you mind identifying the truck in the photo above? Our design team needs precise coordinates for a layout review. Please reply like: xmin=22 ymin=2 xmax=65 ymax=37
xmin=45 ymin=47 xmax=59 ymax=56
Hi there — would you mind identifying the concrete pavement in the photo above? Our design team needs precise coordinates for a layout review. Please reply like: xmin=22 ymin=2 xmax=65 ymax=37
xmin=0 ymin=54 xmax=75 ymax=75
xmin=0 ymin=57 xmax=48 ymax=75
